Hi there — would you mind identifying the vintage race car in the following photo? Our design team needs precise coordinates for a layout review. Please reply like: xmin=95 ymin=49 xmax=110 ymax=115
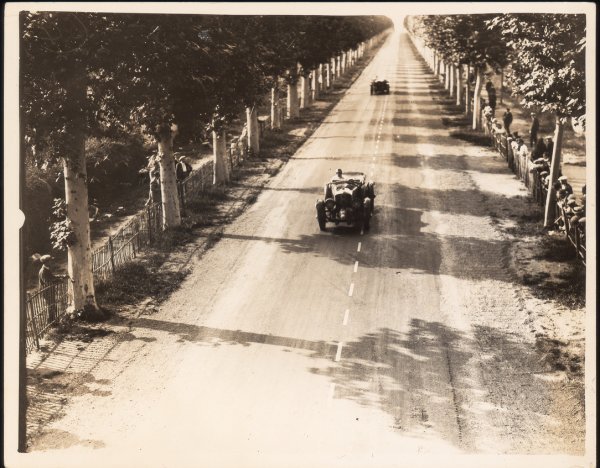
xmin=370 ymin=79 xmax=390 ymax=95
xmin=316 ymin=172 xmax=375 ymax=231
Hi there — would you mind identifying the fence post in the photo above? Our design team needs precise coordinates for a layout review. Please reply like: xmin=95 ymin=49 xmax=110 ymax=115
xmin=147 ymin=206 xmax=153 ymax=244
xmin=178 ymin=181 xmax=186 ymax=217
xmin=108 ymin=235 xmax=116 ymax=274
xmin=26 ymin=294 xmax=40 ymax=351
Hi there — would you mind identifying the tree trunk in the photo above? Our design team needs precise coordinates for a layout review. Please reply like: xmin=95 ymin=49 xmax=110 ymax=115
xmin=445 ymin=63 xmax=451 ymax=90
xmin=212 ymin=126 xmax=229 ymax=184
xmin=318 ymin=64 xmax=324 ymax=92
xmin=472 ymin=66 xmax=483 ymax=130
xmin=449 ymin=64 xmax=455 ymax=97
xmin=62 ymin=64 xmax=98 ymax=312
xmin=286 ymin=77 xmax=299 ymax=119
xmin=500 ymin=68 xmax=504 ymax=105
xmin=246 ymin=105 xmax=260 ymax=155
xmin=156 ymin=127 xmax=181 ymax=229
xmin=325 ymin=62 xmax=331 ymax=89
xmin=300 ymin=74 xmax=310 ymax=109
xmin=311 ymin=69 xmax=318 ymax=100
xmin=63 ymin=157 xmax=98 ymax=311
xmin=465 ymin=65 xmax=471 ymax=115
xmin=544 ymin=119 xmax=565 ymax=227
xmin=456 ymin=65 xmax=462 ymax=106
xmin=270 ymin=86 xmax=281 ymax=130
xmin=433 ymin=53 xmax=437 ymax=75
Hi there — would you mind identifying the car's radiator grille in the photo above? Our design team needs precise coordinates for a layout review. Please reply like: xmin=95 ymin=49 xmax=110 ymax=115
xmin=335 ymin=192 xmax=352 ymax=207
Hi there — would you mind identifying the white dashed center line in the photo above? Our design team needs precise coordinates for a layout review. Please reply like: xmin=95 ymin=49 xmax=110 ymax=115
xmin=343 ymin=309 xmax=349 ymax=325
xmin=348 ymin=283 xmax=354 ymax=297
xmin=328 ymin=383 xmax=336 ymax=404
xmin=357 ymin=242 xmax=361 ymax=252
xmin=354 ymin=261 xmax=359 ymax=273
xmin=335 ymin=342 xmax=344 ymax=362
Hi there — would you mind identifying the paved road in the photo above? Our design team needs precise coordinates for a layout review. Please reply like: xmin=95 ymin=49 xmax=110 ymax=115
xmin=25 ymin=33 xmax=584 ymax=468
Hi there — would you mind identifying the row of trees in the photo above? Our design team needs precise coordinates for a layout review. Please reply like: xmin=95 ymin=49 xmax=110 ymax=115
xmin=21 ymin=12 xmax=392 ymax=312
xmin=404 ymin=14 xmax=586 ymax=227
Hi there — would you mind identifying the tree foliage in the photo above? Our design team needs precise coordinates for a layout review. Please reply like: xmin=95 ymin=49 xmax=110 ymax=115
xmin=411 ymin=15 xmax=508 ymax=68
xmin=489 ymin=14 xmax=586 ymax=124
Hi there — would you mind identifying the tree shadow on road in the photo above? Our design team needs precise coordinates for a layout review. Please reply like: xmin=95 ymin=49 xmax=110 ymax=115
xmin=125 ymin=315 xmax=584 ymax=454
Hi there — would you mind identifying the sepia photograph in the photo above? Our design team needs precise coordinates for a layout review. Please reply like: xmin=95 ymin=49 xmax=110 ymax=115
xmin=3 ymin=2 xmax=596 ymax=467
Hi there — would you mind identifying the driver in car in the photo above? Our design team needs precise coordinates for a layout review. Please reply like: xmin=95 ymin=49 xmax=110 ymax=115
xmin=332 ymin=168 xmax=345 ymax=181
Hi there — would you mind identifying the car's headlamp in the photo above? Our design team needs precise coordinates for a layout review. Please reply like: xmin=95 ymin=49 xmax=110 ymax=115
xmin=325 ymin=198 xmax=335 ymax=210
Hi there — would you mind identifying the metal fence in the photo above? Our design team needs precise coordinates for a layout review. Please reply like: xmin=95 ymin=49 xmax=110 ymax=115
xmin=25 ymin=202 xmax=163 ymax=353
xmin=25 ymin=281 xmax=70 ymax=352
xmin=485 ymin=117 xmax=586 ymax=264
xmin=92 ymin=202 xmax=163 ymax=281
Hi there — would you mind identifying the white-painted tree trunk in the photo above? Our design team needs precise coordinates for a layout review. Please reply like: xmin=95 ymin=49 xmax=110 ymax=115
xmin=456 ymin=65 xmax=462 ymax=106
xmin=287 ymin=77 xmax=299 ymax=119
xmin=246 ymin=105 xmax=260 ymax=155
xmin=61 ymin=65 xmax=99 ymax=313
xmin=270 ymin=86 xmax=281 ymax=130
xmin=311 ymin=69 xmax=318 ymax=100
xmin=300 ymin=74 xmax=310 ymax=109
xmin=318 ymin=64 xmax=324 ymax=92
xmin=325 ymin=62 xmax=331 ymax=89
xmin=465 ymin=65 xmax=471 ymax=115
xmin=449 ymin=64 xmax=455 ymax=97
xmin=212 ymin=126 xmax=230 ymax=184
xmin=445 ymin=63 xmax=451 ymax=90
xmin=472 ymin=66 xmax=483 ymax=130
xmin=63 ymin=155 xmax=98 ymax=311
xmin=157 ymin=129 xmax=182 ymax=229
xmin=544 ymin=119 xmax=565 ymax=227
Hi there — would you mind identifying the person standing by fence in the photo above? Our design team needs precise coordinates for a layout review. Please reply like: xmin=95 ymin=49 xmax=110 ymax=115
xmin=38 ymin=255 xmax=61 ymax=322
xmin=544 ymin=137 xmax=554 ymax=159
xmin=502 ymin=108 xmax=513 ymax=134
xmin=486 ymin=81 xmax=497 ymax=113
xmin=529 ymin=113 xmax=540 ymax=147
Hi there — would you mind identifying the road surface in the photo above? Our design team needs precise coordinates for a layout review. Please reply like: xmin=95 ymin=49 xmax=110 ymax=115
xmin=24 ymin=32 xmax=584 ymax=468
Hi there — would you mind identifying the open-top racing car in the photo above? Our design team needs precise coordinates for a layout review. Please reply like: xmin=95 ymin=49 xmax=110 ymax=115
xmin=370 ymin=79 xmax=390 ymax=95
xmin=316 ymin=171 xmax=375 ymax=231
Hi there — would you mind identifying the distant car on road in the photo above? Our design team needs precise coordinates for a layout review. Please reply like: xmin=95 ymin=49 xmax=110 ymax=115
xmin=316 ymin=172 xmax=375 ymax=231
xmin=370 ymin=79 xmax=390 ymax=95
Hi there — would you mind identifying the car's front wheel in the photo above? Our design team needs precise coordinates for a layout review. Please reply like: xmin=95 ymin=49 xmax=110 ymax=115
xmin=316 ymin=200 xmax=327 ymax=231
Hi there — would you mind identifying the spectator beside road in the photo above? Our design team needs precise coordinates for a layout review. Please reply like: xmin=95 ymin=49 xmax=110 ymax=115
xmin=486 ymin=81 xmax=497 ymax=113
xmin=544 ymin=137 xmax=554 ymax=159
xmin=503 ymin=108 xmax=513 ymax=134
xmin=556 ymin=176 xmax=574 ymax=202
xmin=37 ymin=254 xmax=65 ymax=322
xmin=531 ymin=137 xmax=547 ymax=161
xmin=529 ymin=113 xmax=540 ymax=147
xmin=176 ymin=156 xmax=192 ymax=182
